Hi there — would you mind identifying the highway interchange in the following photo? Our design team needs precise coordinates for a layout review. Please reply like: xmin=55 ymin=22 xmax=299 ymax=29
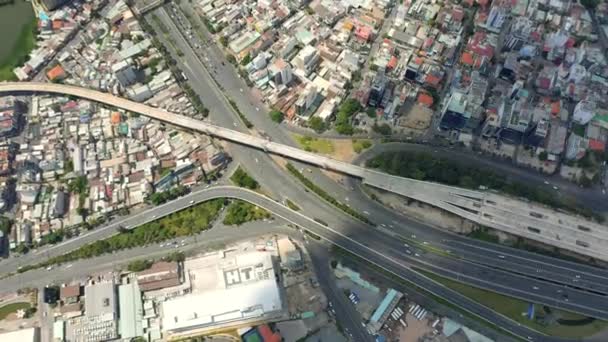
xmin=1 ymin=2 xmax=608 ymax=341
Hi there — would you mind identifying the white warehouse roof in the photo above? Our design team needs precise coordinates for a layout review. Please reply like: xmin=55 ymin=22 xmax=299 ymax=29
xmin=162 ymin=251 xmax=283 ymax=333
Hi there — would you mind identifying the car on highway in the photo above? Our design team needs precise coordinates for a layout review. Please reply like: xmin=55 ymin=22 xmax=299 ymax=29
xmin=189 ymin=200 xmax=195 ymax=204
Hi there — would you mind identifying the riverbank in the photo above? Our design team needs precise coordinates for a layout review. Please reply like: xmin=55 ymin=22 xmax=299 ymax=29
xmin=0 ymin=2 xmax=37 ymax=81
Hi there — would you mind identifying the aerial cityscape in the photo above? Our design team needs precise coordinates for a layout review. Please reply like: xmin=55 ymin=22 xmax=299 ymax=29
xmin=0 ymin=0 xmax=607 ymax=341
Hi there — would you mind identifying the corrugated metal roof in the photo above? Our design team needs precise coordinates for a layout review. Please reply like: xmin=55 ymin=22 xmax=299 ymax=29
xmin=118 ymin=282 xmax=144 ymax=339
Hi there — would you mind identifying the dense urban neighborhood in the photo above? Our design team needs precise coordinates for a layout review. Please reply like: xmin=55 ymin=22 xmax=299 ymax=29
xmin=0 ymin=0 xmax=608 ymax=341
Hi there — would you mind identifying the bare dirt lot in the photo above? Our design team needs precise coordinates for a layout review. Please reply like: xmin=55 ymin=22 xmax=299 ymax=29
xmin=398 ymin=104 xmax=432 ymax=131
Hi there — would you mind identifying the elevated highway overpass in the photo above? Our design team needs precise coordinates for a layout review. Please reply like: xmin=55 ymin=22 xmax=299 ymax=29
xmin=0 ymin=82 xmax=606 ymax=262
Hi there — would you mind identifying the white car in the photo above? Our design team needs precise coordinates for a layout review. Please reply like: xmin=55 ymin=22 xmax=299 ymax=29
xmin=189 ymin=200 xmax=195 ymax=204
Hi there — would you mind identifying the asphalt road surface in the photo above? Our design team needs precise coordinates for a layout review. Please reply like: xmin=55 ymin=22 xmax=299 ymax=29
xmin=0 ymin=4 xmax=602 ymax=341
xmin=3 ymin=184 xmax=603 ymax=340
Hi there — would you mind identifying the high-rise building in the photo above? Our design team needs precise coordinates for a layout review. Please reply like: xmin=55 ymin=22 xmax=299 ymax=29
xmin=292 ymin=45 xmax=320 ymax=76
xmin=368 ymin=71 xmax=387 ymax=107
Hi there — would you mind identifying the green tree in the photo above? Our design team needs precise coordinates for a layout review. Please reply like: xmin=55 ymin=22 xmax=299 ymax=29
xmin=76 ymin=207 xmax=88 ymax=218
xmin=64 ymin=160 xmax=74 ymax=173
xmin=68 ymin=176 xmax=88 ymax=194
xmin=308 ymin=116 xmax=326 ymax=133
xmin=226 ymin=54 xmax=236 ymax=65
xmin=581 ymin=0 xmax=599 ymax=8
xmin=334 ymin=99 xmax=362 ymax=136
xmin=240 ymin=53 xmax=252 ymax=66
xmin=0 ymin=216 xmax=11 ymax=235
xmin=223 ymin=201 xmax=270 ymax=225
xmin=269 ymin=109 xmax=284 ymax=123
xmin=14 ymin=243 xmax=29 ymax=254
xmin=165 ymin=252 xmax=185 ymax=262
xmin=127 ymin=259 xmax=153 ymax=272
xmin=579 ymin=175 xmax=593 ymax=188
xmin=372 ymin=123 xmax=392 ymax=136
xmin=538 ymin=151 xmax=548 ymax=161
xmin=219 ymin=36 xmax=228 ymax=47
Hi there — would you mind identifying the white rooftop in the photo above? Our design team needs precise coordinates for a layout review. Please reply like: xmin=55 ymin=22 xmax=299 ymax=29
xmin=162 ymin=250 xmax=282 ymax=333
xmin=0 ymin=327 xmax=39 ymax=342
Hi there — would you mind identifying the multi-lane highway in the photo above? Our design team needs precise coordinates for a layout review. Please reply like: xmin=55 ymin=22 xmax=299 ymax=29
xmin=2 ymin=70 xmax=608 ymax=319
xmin=1 ymin=79 xmax=606 ymax=262
xmin=2 ymin=184 xmax=608 ymax=327
xmin=0 ymin=184 xmax=570 ymax=341
xmin=0 ymin=4 xmax=606 ymax=340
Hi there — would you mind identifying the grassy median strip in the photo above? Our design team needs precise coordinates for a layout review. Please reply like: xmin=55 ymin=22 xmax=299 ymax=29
xmin=230 ymin=166 xmax=259 ymax=190
xmin=228 ymin=98 xmax=253 ymax=128
xmin=415 ymin=268 xmax=608 ymax=338
xmin=285 ymin=198 xmax=300 ymax=211
xmin=285 ymin=163 xmax=375 ymax=226
xmin=17 ymin=200 xmax=225 ymax=274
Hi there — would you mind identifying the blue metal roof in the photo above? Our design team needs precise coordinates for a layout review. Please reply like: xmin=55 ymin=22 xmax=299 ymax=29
xmin=370 ymin=288 xmax=398 ymax=323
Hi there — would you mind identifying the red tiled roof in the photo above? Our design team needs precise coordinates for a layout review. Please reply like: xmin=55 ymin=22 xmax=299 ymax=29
xmin=52 ymin=19 xmax=63 ymax=30
xmin=258 ymin=325 xmax=281 ymax=342
xmin=417 ymin=93 xmax=434 ymax=107
xmin=60 ymin=285 xmax=80 ymax=299
xmin=461 ymin=52 xmax=474 ymax=66
xmin=425 ymin=74 xmax=442 ymax=87
xmin=387 ymin=56 xmax=398 ymax=69
xmin=588 ymin=139 xmax=606 ymax=152
xmin=46 ymin=65 xmax=66 ymax=81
